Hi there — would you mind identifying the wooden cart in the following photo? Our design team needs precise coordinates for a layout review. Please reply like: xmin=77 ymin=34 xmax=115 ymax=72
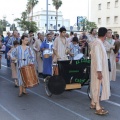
xmin=45 ymin=58 xmax=91 ymax=97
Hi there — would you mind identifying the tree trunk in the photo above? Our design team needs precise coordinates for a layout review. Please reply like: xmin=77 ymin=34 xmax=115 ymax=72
xmin=31 ymin=8 xmax=33 ymax=21
xmin=56 ymin=9 xmax=58 ymax=32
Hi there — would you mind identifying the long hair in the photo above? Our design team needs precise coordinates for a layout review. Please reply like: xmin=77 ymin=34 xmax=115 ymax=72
xmin=20 ymin=34 xmax=28 ymax=45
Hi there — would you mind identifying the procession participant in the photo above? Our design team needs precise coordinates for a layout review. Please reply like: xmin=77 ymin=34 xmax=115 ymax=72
xmin=69 ymin=37 xmax=83 ymax=60
xmin=53 ymin=27 xmax=69 ymax=62
xmin=90 ymin=27 xmax=110 ymax=115
xmin=40 ymin=33 xmax=53 ymax=78
xmin=4 ymin=32 xmax=11 ymax=67
xmin=10 ymin=34 xmax=35 ymax=97
xmin=87 ymin=28 xmax=97 ymax=44
xmin=7 ymin=40 xmax=19 ymax=87
xmin=7 ymin=30 xmax=20 ymax=48
xmin=28 ymin=30 xmax=35 ymax=49
xmin=86 ymin=28 xmax=97 ymax=57
xmin=33 ymin=33 xmax=44 ymax=77
xmin=104 ymin=29 xmax=116 ymax=81
xmin=114 ymin=34 xmax=120 ymax=62
xmin=79 ymin=31 xmax=88 ymax=57
xmin=67 ymin=31 xmax=74 ymax=44
xmin=74 ymin=33 xmax=78 ymax=37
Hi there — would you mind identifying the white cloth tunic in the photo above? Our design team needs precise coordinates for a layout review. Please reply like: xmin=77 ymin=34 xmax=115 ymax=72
xmin=33 ymin=38 xmax=43 ymax=73
xmin=104 ymin=39 xmax=116 ymax=81
xmin=90 ymin=38 xmax=110 ymax=102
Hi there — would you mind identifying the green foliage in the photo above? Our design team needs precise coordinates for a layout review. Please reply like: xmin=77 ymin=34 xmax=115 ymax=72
xmin=0 ymin=19 xmax=10 ymax=34
xmin=52 ymin=0 xmax=62 ymax=10
xmin=26 ymin=0 xmax=39 ymax=20
xmin=52 ymin=0 xmax=62 ymax=31
xmin=15 ymin=11 xmax=38 ymax=32
xmin=78 ymin=18 xmax=97 ymax=31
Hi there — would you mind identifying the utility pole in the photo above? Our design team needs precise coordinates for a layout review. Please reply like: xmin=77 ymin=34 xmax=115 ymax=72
xmin=46 ymin=0 xmax=48 ymax=33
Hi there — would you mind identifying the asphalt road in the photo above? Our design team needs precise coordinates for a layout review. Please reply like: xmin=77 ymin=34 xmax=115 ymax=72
xmin=0 ymin=54 xmax=120 ymax=120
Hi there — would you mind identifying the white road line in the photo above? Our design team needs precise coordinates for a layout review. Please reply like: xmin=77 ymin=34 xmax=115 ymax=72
xmin=2 ymin=64 xmax=120 ymax=108
xmin=1 ymin=64 xmax=11 ymax=69
xmin=0 ymin=104 xmax=20 ymax=120
xmin=0 ymin=75 xmax=90 ymax=120
xmin=75 ymin=90 xmax=120 ymax=107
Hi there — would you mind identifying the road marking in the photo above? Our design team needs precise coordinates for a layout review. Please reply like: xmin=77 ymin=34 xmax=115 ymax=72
xmin=1 ymin=64 xmax=11 ymax=69
xmin=0 ymin=104 xmax=20 ymax=120
xmin=2 ymin=64 xmax=120 ymax=108
xmin=75 ymin=90 xmax=120 ymax=107
xmin=0 ymin=75 xmax=90 ymax=120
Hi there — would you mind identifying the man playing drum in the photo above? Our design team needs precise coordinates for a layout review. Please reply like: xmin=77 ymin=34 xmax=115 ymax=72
xmin=40 ymin=33 xmax=53 ymax=79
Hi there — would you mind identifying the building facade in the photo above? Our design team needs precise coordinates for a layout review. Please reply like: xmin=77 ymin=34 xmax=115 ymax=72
xmin=32 ymin=10 xmax=70 ymax=33
xmin=91 ymin=0 xmax=120 ymax=34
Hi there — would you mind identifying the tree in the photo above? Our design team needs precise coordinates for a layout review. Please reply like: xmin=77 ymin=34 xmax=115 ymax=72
xmin=0 ymin=19 xmax=11 ymax=34
xmin=52 ymin=0 xmax=62 ymax=31
xmin=85 ymin=21 xmax=97 ymax=32
xmin=78 ymin=18 xmax=97 ymax=32
xmin=26 ymin=0 xmax=39 ymax=21
xmin=15 ymin=11 xmax=38 ymax=32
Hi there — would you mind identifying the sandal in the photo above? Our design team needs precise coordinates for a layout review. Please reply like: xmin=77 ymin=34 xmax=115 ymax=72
xmin=18 ymin=93 xmax=23 ymax=97
xmin=95 ymin=109 xmax=108 ymax=115
xmin=14 ymin=80 xmax=19 ymax=87
xmin=22 ymin=92 xmax=29 ymax=95
xmin=90 ymin=104 xmax=96 ymax=109
xmin=90 ymin=104 xmax=104 ymax=109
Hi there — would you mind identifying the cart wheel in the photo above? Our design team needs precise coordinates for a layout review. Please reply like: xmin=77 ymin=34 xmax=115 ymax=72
xmin=87 ymin=84 xmax=91 ymax=100
xmin=45 ymin=77 xmax=52 ymax=97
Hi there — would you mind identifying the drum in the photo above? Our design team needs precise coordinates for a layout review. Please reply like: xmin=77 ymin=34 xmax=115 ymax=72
xmin=45 ymin=75 xmax=66 ymax=95
xmin=20 ymin=64 xmax=39 ymax=88
xmin=73 ymin=53 xmax=83 ymax=60
xmin=43 ymin=49 xmax=50 ymax=58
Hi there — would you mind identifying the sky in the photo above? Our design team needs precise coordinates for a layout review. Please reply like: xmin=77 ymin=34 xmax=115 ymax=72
xmin=0 ymin=0 xmax=89 ymax=25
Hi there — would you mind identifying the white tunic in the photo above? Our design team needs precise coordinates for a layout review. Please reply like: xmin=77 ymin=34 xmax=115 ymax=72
xmin=90 ymin=38 xmax=110 ymax=102
xmin=104 ymin=39 xmax=116 ymax=81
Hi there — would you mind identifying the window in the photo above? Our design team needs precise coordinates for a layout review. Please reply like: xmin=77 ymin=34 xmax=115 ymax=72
xmin=115 ymin=0 xmax=119 ymax=7
xmin=98 ymin=4 xmax=101 ymax=10
xmin=58 ymin=24 xmax=60 ymax=27
xmin=50 ymin=24 xmax=53 ymax=27
xmin=114 ymin=16 xmax=118 ymax=23
xmin=107 ymin=2 xmax=110 ymax=9
xmin=55 ymin=17 xmax=56 ymax=19
xmin=45 ymin=24 xmax=47 ymax=27
xmin=51 ymin=16 xmax=53 ymax=19
xmin=98 ymin=18 xmax=101 ymax=24
xmin=106 ymin=17 xmax=110 ymax=24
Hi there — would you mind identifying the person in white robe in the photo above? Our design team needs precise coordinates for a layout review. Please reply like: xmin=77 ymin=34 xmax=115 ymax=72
xmin=90 ymin=27 xmax=110 ymax=115
xmin=33 ymin=33 xmax=44 ymax=77
xmin=104 ymin=29 xmax=116 ymax=81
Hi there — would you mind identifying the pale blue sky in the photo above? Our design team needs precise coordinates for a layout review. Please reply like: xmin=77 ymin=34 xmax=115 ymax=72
xmin=0 ymin=0 xmax=89 ymax=25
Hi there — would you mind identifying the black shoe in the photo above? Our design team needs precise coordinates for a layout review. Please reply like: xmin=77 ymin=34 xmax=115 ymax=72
xmin=39 ymin=73 xmax=43 ymax=78
xmin=18 ymin=93 xmax=23 ymax=97
xmin=22 ymin=92 xmax=29 ymax=95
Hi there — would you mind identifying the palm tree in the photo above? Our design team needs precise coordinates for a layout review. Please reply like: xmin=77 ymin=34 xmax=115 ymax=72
xmin=52 ymin=0 xmax=62 ymax=31
xmin=26 ymin=0 xmax=39 ymax=21
xmin=26 ymin=4 xmax=32 ymax=21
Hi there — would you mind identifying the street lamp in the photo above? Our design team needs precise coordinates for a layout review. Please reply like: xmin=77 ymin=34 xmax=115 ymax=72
xmin=88 ymin=0 xmax=89 ymax=21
